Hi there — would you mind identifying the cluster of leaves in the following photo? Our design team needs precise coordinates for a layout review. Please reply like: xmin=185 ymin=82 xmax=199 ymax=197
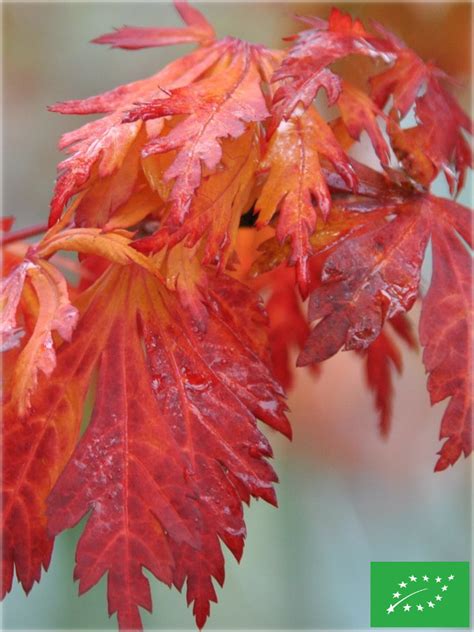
xmin=1 ymin=2 xmax=472 ymax=629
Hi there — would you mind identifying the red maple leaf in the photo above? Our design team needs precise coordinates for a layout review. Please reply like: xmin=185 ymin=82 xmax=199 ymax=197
xmin=124 ymin=40 xmax=269 ymax=224
xmin=420 ymin=224 xmax=472 ymax=471
xmin=92 ymin=0 xmax=215 ymax=49
xmin=336 ymin=81 xmax=391 ymax=167
xmin=368 ymin=20 xmax=442 ymax=118
xmin=369 ymin=21 xmax=473 ymax=193
xmin=297 ymin=193 xmax=471 ymax=464
xmin=297 ymin=204 xmax=431 ymax=363
xmin=255 ymin=107 xmax=356 ymax=296
xmin=44 ymin=267 xmax=289 ymax=630
xmin=387 ymin=77 xmax=473 ymax=193
xmin=134 ymin=128 xmax=260 ymax=270
xmin=2 ymin=272 xmax=112 ymax=598
xmin=48 ymin=16 xmax=225 ymax=226
xmin=363 ymin=314 xmax=417 ymax=437
xmin=270 ymin=8 xmax=393 ymax=131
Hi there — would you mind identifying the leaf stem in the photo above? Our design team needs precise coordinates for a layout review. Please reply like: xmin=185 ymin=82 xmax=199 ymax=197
xmin=1 ymin=222 xmax=49 ymax=246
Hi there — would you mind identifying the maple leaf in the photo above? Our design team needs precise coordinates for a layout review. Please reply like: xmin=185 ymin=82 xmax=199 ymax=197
xmin=134 ymin=127 xmax=260 ymax=270
xmin=1 ymin=261 xmax=31 ymax=352
xmin=251 ymin=181 xmax=405 ymax=282
xmin=1 ymin=231 xmax=41 ymax=359
xmin=37 ymin=227 xmax=161 ymax=273
xmin=1 ymin=257 xmax=78 ymax=413
xmin=256 ymin=107 xmax=356 ymax=296
xmin=368 ymin=19 xmax=447 ymax=119
xmin=124 ymin=40 xmax=269 ymax=225
xmin=336 ymin=81 xmax=390 ymax=167
xmin=1 ymin=270 xmax=118 ymax=599
xmin=160 ymin=241 xmax=210 ymax=326
xmin=270 ymin=8 xmax=393 ymax=131
xmin=363 ymin=314 xmax=416 ymax=437
xmin=369 ymin=22 xmax=473 ymax=193
xmin=70 ymin=129 xmax=155 ymax=229
xmin=232 ymin=223 xmax=319 ymax=390
xmin=93 ymin=0 xmax=215 ymax=49
xmin=1 ymin=222 xmax=177 ymax=598
xmin=297 ymin=202 xmax=431 ymax=365
xmin=296 ymin=192 xmax=472 ymax=469
xmin=252 ymin=136 xmax=415 ymax=297
xmin=264 ymin=270 xmax=313 ymax=390
xmin=48 ymin=40 xmax=227 ymax=225
xmin=387 ymin=78 xmax=473 ymax=193
xmin=273 ymin=9 xmax=472 ymax=193
xmin=41 ymin=265 xmax=289 ymax=631
xmin=322 ymin=155 xmax=413 ymax=200
xmin=2 ymin=222 xmax=165 ymax=410
xmin=420 ymin=225 xmax=472 ymax=471
xmin=8 ymin=261 xmax=78 ymax=416
xmin=297 ymin=192 xmax=472 ymax=368
xmin=249 ymin=188 xmax=409 ymax=394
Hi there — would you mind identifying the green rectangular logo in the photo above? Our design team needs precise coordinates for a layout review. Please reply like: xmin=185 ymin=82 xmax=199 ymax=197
xmin=370 ymin=562 xmax=470 ymax=627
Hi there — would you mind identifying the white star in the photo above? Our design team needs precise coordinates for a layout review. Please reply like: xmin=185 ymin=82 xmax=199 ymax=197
xmin=417 ymin=604 xmax=424 ymax=612
xmin=404 ymin=604 xmax=411 ymax=612
xmin=441 ymin=585 xmax=448 ymax=592
xmin=422 ymin=575 xmax=429 ymax=582
xmin=399 ymin=581 xmax=407 ymax=588
xmin=435 ymin=595 xmax=442 ymax=602
xmin=427 ymin=601 xmax=435 ymax=608
xmin=393 ymin=592 xmax=401 ymax=599
xmin=448 ymin=574 xmax=455 ymax=581
xmin=409 ymin=575 xmax=417 ymax=582
xmin=387 ymin=604 xmax=395 ymax=614
xmin=435 ymin=576 xmax=442 ymax=583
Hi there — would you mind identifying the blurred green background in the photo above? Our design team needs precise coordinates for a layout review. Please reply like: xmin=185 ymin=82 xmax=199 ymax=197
xmin=2 ymin=1 xmax=472 ymax=630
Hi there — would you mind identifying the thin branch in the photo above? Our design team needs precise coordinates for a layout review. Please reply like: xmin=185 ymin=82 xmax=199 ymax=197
xmin=1 ymin=222 xmax=49 ymax=246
